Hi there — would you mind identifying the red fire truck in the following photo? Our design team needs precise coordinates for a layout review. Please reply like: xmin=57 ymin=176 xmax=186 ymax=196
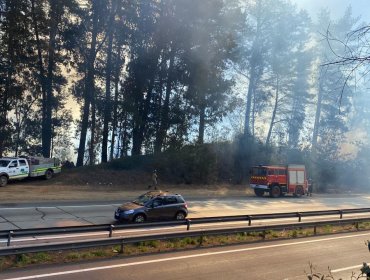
xmin=250 ymin=164 xmax=309 ymax=198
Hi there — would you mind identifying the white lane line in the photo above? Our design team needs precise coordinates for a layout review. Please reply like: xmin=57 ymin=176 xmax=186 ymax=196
xmin=331 ymin=265 xmax=362 ymax=273
xmin=283 ymin=264 xmax=364 ymax=279
xmin=2 ymin=232 xmax=370 ymax=280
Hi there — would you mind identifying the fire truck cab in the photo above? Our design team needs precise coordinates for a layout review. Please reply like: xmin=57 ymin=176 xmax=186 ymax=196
xmin=250 ymin=164 xmax=308 ymax=198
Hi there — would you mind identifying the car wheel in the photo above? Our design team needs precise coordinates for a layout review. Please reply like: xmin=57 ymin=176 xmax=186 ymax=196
xmin=269 ymin=185 xmax=281 ymax=198
xmin=0 ymin=175 xmax=8 ymax=187
xmin=133 ymin=214 xmax=145 ymax=223
xmin=44 ymin=169 xmax=53 ymax=180
xmin=175 ymin=211 xmax=186 ymax=220
xmin=254 ymin=189 xmax=264 ymax=197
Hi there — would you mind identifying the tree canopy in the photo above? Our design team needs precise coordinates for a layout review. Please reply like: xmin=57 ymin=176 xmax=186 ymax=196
xmin=1 ymin=0 xmax=370 ymax=190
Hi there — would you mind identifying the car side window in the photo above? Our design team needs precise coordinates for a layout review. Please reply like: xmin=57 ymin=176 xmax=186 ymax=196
xmin=152 ymin=198 xmax=163 ymax=207
xmin=19 ymin=160 xmax=27 ymax=166
xmin=164 ymin=197 xmax=177 ymax=205
xmin=9 ymin=161 xmax=18 ymax=168
xmin=176 ymin=196 xmax=185 ymax=203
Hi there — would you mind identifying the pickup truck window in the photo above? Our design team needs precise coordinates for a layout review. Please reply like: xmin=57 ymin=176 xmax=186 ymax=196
xmin=0 ymin=160 xmax=10 ymax=167
xmin=9 ymin=161 xmax=18 ymax=168
xmin=19 ymin=160 xmax=27 ymax=166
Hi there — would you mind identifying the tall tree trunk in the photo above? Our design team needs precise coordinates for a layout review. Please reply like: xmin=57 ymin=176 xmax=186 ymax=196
xmin=14 ymin=105 xmax=20 ymax=156
xmin=42 ymin=0 xmax=60 ymax=158
xmin=244 ymin=0 xmax=262 ymax=137
xmin=1 ymin=2 xmax=15 ymax=156
xmin=244 ymin=50 xmax=259 ymax=137
xmin=251 ymin=86 xmax=256 ymax=136
xmin=266 ymin=76 xmax=279 ymax=145
xmin=0 ymin=0 xmax=16 ymax=157
xmin=31 ymin=0 xmax=47 ymax=146
xmin=131 ymin=49 xmax=161 ymax=155
xmin=0 ymin=91 xmax=7 ymax=157
xmin=131 ymin=84 xmax=144 ymax=156
xmin=110 ymin=45 xmax=121 ymax=161
xmin=198 ymin=101 xmax=206 ymax=144
xmin=102 ymin=0 xmax=117 ymax=163
xmin=132 ymin=75 xmax=155 ymax=155
xmin=312 ymin=68 xmax=326 ymax=153
xmin=153 ymin=61 xmax=165 ymax=153
xmin=154 ymin=48 xmax=175 ymax=154
xmin=120 ymin=111 xmax=129 ymax=158
xmin=89 ymin=92 xmax=96 ymax=165
xmin=76 ymin=1 xmax=99 ymax=167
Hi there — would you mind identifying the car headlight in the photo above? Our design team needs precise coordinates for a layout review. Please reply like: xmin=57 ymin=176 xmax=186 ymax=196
xmin=124 ymin=209 xmax=135 ymax=215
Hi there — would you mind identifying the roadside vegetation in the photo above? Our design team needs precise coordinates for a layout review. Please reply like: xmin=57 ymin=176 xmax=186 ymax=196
xmin=1 ymin=1 xmax=370 ymax=195
xmin=1 ymin=222 xmax=370 ymax=273
xmin=47 ymin=141 xmax=370 ymax=193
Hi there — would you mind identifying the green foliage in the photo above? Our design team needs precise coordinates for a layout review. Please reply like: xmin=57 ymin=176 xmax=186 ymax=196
xmin=108 ymin=155 xmax=155 ymax=170
xmin=90 ymin=250 xmax=108 ymax=257
xmin=66 ymin=252 xmax=80 ymax=260
xmin=15 ymin=254 xmax=30 ymax=265
xmin=1 ymin=0 xmax=369 ymax=195
xmin=107 ymin=144 xmax=222 ymax=184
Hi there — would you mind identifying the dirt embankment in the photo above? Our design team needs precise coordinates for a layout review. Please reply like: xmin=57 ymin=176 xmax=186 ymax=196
xmin=0 ymin=168 xmax=251 ymax=203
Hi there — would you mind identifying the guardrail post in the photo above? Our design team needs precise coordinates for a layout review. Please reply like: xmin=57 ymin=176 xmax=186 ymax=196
xmin=109 ymin=225 xmax=115 ymax=237
xmin=262 ymin=231 xmax=266 ymax=240
xmin=313 ymin=226 xmax=317 ymax=235
xmin=355 ymin=222 xmax=359 ymax=231
xmin=247 ymin=216 xmax=252 ymax=226
xmin=7 ymin=231 xmax=13 ymax=247
xmin=339 ymin=210 xmax=343 ymax=219
xmin=120 ymin=240 xmax=124 ymax=254
xmin=199 ymin=233 xmax=204 ymax=246
xmin=186 ymin=219 xmax=191 ymax=231
xmin=297 ymin=213 xmax=302 ymax=222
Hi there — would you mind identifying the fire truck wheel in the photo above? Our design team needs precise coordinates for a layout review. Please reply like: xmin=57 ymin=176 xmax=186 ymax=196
xmin=270 ymin=185 xmax=281 ymax=198
xmin=294 ymin=186 xmax=304 ymax=197
xmin=254 ymin=189 xmax=265 ymax=197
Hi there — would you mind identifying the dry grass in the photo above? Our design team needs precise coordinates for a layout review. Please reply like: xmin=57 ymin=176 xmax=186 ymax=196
xmin=0 ymin=168 xmax=252 ymax=202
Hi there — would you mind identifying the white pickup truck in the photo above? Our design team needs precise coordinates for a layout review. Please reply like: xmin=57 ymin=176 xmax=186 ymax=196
xmin=0 ymin=156 xmax=61 ymax=187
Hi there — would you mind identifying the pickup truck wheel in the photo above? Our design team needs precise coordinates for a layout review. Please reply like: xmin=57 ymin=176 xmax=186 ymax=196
xmin=269 ymin=185 xmax=281 ymax=198
xmin=44 ymin=169 xmax=53 ymax=180
xmin=0 ymin=175 xmax=8 ymax=187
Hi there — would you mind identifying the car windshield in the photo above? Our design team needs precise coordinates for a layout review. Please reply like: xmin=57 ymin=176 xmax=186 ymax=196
xmin=0 ymin=160 xmax=10 ymax=167
xmin=132 ymin=193 xmax=153 ymax=206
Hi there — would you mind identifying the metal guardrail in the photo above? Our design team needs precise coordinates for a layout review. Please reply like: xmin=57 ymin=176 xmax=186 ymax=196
xmin=1 ymin=207 xmax=370 ymax=247
xmin=1 ymin=216 xmax=370 ymax=257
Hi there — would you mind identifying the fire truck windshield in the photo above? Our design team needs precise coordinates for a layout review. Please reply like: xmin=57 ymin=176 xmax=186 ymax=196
xmin=251 ymin=167 xmax=267 ymax=176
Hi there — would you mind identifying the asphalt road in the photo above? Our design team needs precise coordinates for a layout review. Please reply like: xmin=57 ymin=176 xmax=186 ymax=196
xmin=1 ymin=194 xmax=370 ymax=231
xmin=1 ymin=231 xmax=370 ymax=280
